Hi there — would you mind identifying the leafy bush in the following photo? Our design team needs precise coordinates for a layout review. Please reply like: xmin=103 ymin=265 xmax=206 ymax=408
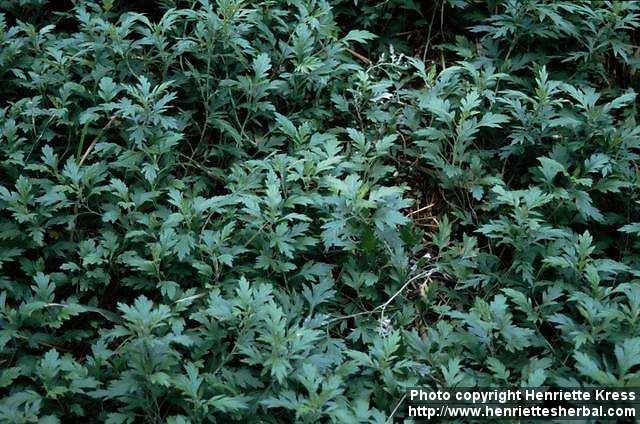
xmin=0 ymin=0 xmax=638 ymax=422
xmin=394 ymin=0 xmax=640 ymax=391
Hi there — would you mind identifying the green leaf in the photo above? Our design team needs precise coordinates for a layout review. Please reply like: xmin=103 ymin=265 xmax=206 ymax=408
xmin=537 ymin=157 xmax=566 ymax=182
xmin=342 ymin=30 xmax=377 ymax=44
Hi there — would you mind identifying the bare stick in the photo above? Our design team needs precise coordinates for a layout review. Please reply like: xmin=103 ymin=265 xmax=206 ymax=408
xmin=345 ymin=47 xmax=372 ymax=66
xmin=408 ymin=203 xmax=435 ymax=216
xmin=78 ymin=115 xmax=118 ymax=167
xmin=327 ymin=267 xmax=436 ymax=325
xmin=387 ymin=393 xmax=407 ymax=423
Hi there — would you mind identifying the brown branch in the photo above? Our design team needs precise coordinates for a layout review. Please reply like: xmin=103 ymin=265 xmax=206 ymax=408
xmin=345 ymin=47 xmax=372 ymax=66
xmin=78 ymin=115 xmax=118 ymax=167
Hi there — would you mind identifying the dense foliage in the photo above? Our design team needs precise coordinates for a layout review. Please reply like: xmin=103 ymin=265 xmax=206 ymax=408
xmin=0 ymin=0 xmax=638 ymax=422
